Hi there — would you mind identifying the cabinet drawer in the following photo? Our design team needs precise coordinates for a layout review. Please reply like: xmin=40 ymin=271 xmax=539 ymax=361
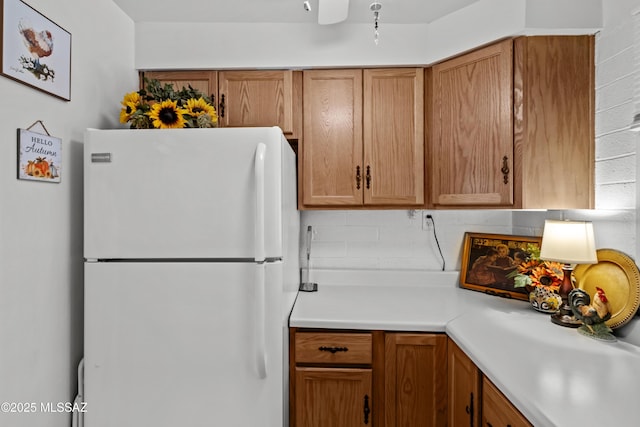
xmin=295 ymin=332 xmax=372 ymax=364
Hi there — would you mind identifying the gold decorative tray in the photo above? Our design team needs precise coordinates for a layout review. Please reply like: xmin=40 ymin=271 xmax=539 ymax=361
xmin=573 ymin=248 xmax=640 ymax=329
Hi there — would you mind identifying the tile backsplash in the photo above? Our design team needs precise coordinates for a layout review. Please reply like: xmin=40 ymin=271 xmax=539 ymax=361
xmin=301 ymin=210 xmax=515 ymax=271
xmin=301 ymin=209 xmax=636 ymax=272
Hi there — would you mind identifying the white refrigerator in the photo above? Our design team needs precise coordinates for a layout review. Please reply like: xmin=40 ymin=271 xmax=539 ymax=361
xmin=82 ymin=127 xmax=299 ymax=427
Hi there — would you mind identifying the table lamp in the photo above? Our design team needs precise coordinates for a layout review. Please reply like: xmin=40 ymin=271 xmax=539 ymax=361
xmin=539 ymin=219 xmax=598 ymax=327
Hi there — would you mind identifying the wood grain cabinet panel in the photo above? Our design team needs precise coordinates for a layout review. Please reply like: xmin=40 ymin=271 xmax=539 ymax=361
xmin=514 ymin=36 xmax=594 ymax=209
xmin=384 ymin=333 xmax=447 ymax=427
xmin=448 ymin=338 xmax=480 ymax=427
xmin=290 ymin=329 xmax=377 ymax=427
xmin=295 ymin=332 xmax=372 ymax=365
xmin=141 ymin=70 xmax=218 ymax=106
xmin=218 ymin=70 xmax=298 ymax=135
xmin=302 ymin=69 xmax=364 ymax=206
xmin=301 ymin=68 xmax=425 ymax=208
xmin=295 ymin=367 xmax=372 ymax=427
xmin=482 ymin=377 xmax=533 ymax=427
xmin=429 ymin=35 xmax=594 ymax=209
xmin=364 ymin=68 xmax=424 ymax=206
xmin=141 ymin=69 xmax=302 ymax=139
xmin=431 ymin=39 xmax=514 ymax=207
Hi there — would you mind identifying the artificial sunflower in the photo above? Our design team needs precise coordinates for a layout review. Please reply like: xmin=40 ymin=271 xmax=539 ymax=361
xmin=149 ymin=100 xmax=187 ymax=129
xmin=119 ymin=91 xmax=142 ymax=123
xmin=185 ymin=97 xmax=217 ymax=119
xmin=184 ymin=97 xmax=218 ymax=128
xmin=119 ymin=79 xmax=218 ymax=129
xmin=530 ymin=261 xmax=564 ymax=290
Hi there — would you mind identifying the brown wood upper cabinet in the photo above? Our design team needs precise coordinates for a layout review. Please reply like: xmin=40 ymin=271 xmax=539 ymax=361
xmin=140 ymin=70 xmax=218 ymax=105
xmin=301 ymin=68 xmax=424 ymax=208
xmin=218 ymin=70 xmax=299 ymax=135
xmin=429 ymin=36 xmax=594 ymax=209
xmin=141 ymin=70 xmax=302 ymax=139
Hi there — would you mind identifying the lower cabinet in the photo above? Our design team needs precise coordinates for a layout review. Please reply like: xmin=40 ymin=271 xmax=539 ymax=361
xmin=448 ymin=338 xmax=532 ymax=427
xmin=448 ymin=338 xmax=480 ymax=427
xmin=290 ymin=330 xmax=532 ymax=427
xmin=291 ymin=330 xmax=375 ymax=426
xmin=384 ymin=333 xmax=447 ymax=427
xmin=295 ymin=367 xmax=372 ymax=427
xmin=290 ymin=329 xmax=446 ymax=427
xmin=482 ymin=377 xmax=532 ymax=427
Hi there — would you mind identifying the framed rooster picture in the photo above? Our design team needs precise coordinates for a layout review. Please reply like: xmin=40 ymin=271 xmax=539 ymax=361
xmin=1 ymin=0 xmax=71 ymax=100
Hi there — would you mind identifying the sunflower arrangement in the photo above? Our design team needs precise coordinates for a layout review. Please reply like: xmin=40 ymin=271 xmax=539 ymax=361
xmin=119 ymin=78 xmax=218 ymax=129
xmin=509 ymin=243 xmax=564 ymax=292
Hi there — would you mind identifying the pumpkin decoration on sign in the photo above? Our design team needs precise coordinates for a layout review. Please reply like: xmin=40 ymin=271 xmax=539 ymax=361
xmin=25 ymin=157 xmax=52 ymax=178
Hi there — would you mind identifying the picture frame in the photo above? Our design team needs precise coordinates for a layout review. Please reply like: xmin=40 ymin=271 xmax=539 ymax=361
xmin=1 ymin=0 xmax=71 ymax=100
xmin=460 ymin=232 xmax=542 ymax=300
xmin=17 ymin=127 xmax=61 ymax=183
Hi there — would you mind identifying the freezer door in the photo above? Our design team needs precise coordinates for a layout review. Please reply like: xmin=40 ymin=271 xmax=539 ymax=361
xmin=84 ymin=261 xmax=288 ymax=427
xmin=84 ymin=127 xmax=292 ymax=259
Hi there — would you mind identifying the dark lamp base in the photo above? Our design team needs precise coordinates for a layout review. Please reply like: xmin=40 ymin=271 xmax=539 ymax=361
xmin=550 ymin=265 xmax=582 ymax=328
xmin=550 ymin=305 xmax=582 ymax=328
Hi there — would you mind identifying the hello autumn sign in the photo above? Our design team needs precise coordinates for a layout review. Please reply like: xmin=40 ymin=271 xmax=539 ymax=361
xmin=17 ymin=128 xmax=61 ymax=183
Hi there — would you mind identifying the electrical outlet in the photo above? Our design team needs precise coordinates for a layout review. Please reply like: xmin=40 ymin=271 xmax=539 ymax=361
xmin=422 ymin=214 xmax=431 ymax=230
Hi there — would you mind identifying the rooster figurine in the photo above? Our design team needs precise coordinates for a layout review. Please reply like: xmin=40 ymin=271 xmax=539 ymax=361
xmin=568 ymin=287 xmax=616 ymax=342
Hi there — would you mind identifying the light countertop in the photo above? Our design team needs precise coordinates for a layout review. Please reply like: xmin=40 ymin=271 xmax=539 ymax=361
xmin=289 ymin=269 xmax=640 ymax=427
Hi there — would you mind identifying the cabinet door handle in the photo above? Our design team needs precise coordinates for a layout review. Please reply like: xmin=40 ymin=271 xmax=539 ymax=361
xmin=219 ymin=94 xmax=226 ymax=118
xmin=465 ymin=392 xmax=474 ymax=427
xmin=356 ymin=166 xmax=362 ymax=190
xmin=501 ymin=156 xmax=509 ymax=184
xmin=318 ymin=346 xmax=349 ymax=354
xmin=363 ymin=394 xmax=370 ymax=425
xmin=365 ymin=165 xmax=371 ymax=189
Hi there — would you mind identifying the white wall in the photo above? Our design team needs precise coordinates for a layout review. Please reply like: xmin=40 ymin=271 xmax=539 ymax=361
xmin=0 ymin=1 xmax=136 ymax=425
xmin=134 ymin=0 xmax=601 ymax=70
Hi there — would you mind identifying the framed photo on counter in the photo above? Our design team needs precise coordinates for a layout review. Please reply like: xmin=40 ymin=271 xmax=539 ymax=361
xmin=460 ymin=232 xmax=542 ymax=300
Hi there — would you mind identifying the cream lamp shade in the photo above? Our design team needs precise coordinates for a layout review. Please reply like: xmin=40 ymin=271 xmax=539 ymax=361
xmin=539 ymin=220 xmax=598 ymax=264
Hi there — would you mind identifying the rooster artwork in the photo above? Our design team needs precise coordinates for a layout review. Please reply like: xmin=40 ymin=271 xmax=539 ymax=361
xmin=568 ymin=287 xmax=616 ymax=341
xmin=17 ymin=19 xmax=55 ymax=81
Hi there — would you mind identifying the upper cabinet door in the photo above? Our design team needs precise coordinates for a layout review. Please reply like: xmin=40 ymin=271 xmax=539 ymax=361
xmin=363 ymin=68 xmax=424 ymax=206
xmin=218 ymin=70 xmax=298 ymax=135
xmin=302 ymin=69 xmax=364 ymax=207
xmin=431 ymin=39 xmax=514 ymax=207
xmin=514 ymin=36 xmax=595 ymax=209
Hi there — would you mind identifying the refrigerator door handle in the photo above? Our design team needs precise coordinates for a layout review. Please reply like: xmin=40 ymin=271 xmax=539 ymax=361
xmin=254 ymin=143 xmax=266 ymax=263
xmin=254 ymin=142 xmax=267 ymax=379
xmin=255 ymin=262 xmax=267 ymax=379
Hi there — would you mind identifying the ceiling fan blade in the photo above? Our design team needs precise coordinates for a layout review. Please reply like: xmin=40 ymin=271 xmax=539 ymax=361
xmin=318 ymin=0 xmax=349 ymax=25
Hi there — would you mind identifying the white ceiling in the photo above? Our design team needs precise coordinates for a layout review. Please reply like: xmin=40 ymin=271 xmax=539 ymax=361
xmin=113 ymin=0 xmax=480 ymax=25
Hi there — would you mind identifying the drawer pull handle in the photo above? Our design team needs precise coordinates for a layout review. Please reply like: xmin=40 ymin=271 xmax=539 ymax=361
xmin=318 ymin=346 xmax=349 ymax=354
